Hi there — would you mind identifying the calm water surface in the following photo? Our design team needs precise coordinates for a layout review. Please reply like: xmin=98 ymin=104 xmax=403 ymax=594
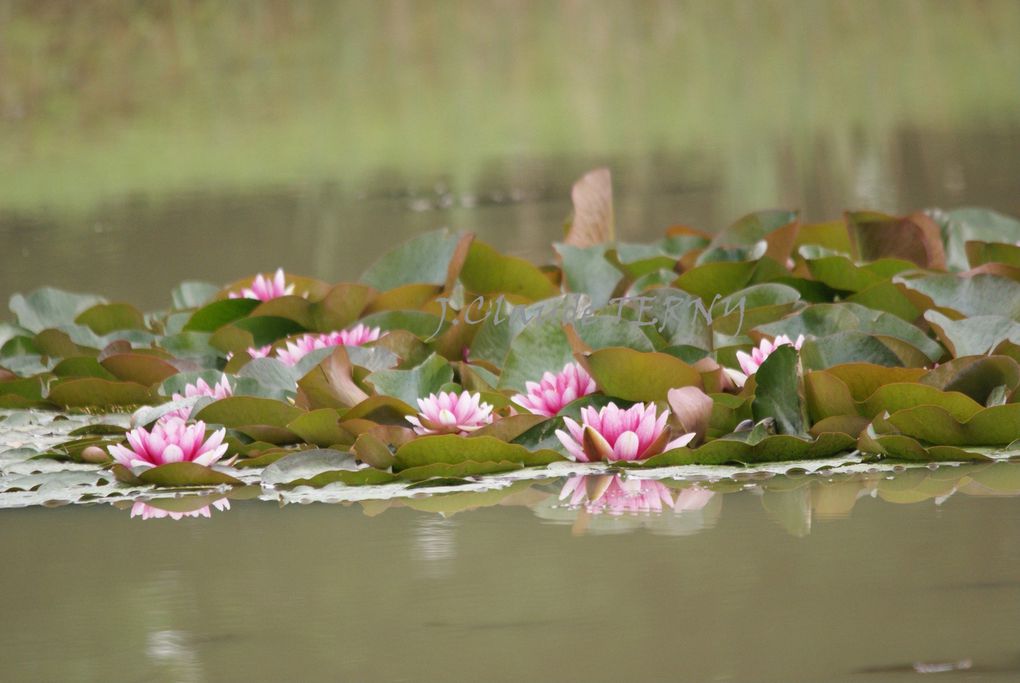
xmin=2 ymin=467 xmax=1020 ymax=682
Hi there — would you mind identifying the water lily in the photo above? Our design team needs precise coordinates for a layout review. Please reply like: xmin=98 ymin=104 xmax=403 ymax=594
xmin=725 ymin=333 xmax=806 ymax=387
xmin=228 ymin=267 xmax=296 ymax=301
xmin=406 ymin=391 xmax=495 ymax=435
xmin=164 ymin=376 xmax=233 ymax=421
xmin=130 ymin=498 xmax=231 ymax=521
xmin=559 ymin=475 xmax=675 ymax=515
xmin=511 ymin=362 xmax=597 ymax=417
xmin=108 ymin=417 xmax=228 ymax=470
xmin=275 ymin=325 xmax=383 ymax=366
xmin=555 ymin=402 xmax=695 ymax=462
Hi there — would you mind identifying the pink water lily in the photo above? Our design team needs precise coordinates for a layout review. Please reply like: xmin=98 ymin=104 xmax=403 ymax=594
xmin=406 ymin=391 xmax=495 ymax=435
xmin=247 ymin=344 xmax=274 ymax=359
xmin=275 ymin=325 xmax=383 ymax=366
xmin=228 ymin=267 xmax=296 ymax=301
xmin=726 ymin=334 xmax=806 ymax=387
xmin=108 ymin=417 xmax=229 ymax=470
xmin=511 ymin=362 xmax=597 ymax=418
xmin=555 ymin=402 xmax=695 ymax=462
xmin=560 ymin=475 xmax=674 ymax=515
xmin=130 ymin=498 xmax=230 ymax=521
xmin=164 ymin=376 xmax=233 ymax=421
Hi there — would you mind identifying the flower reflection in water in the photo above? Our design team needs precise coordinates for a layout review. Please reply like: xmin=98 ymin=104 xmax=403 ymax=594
xmin=127 ymin=497 xmax=231 ymax=521
xmin=551 ymin=474 xmax=718 ymax=535
xmin=560 ymin=475 xmax=674 ymax=516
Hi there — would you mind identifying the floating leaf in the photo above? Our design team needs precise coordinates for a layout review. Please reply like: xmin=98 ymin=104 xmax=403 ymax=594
xmin=585 ymin=347 xmax=701 ymax=402
xmin=636 ymin=432 xmax=856 ymax=467
xmin=752 ymin=346 xmax=806 ymax=435
xmin=100 ymin=353 xmax=179 ymax=386
xmin=397 ymin=460 xmax=524 ymax=482
xmin=755 ymin=302 xmax=943 ymax=362
xmin=260 ymin=448 xmax=394 ymax=488
xmin=361 ymin=229 xmax=463 ymax=290
xmin=183 ymin=298 xmax=260 ymax=333
xmin=48 ymin=378 xmax=155 ymax=408
xmin=138 ymin=462 xmax=242 ymax=487
xmin=898 ymin=273 xmax=1020 ymax=320
xmin=365 ymin=353 xmax=453 ymax=406
xmin=74 ymin=303 xmax=146 ymax=335
xmin=286 ymin=409 xmax=352 ymax=447
xmin=460 ymin=240 xmax=558 ymax=301
xmin=172 ymin=281 xmax=219 ymax=310
xmin=9 ymin=288 xmax=105 ymax=333
xmin=555 ymin=243 xmax=622 ymax=309
xmin=941 ymin=208 xmax=1020 ymax=271
xmin=394 ymin=435 xmax=565 ymax=470
xmin=498 ymin=312 xmax=653 ymax=391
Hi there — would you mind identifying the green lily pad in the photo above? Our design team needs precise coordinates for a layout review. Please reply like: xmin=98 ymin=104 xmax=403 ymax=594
xmin=497 ymin=312 xmax=654 ymax=391
xmin=365 ymin=353 xmax=453 ymax=406
xmin=636 ymin=432 xmax=856 ymax=467
xmin=74 ymin=303 xmax=147 ymax=335
xmin=396 ymin=460 xmax=524 ymax=482
xmin=876 ymin=403 xmax=1020 ymax=447
xmin=585 ymin=347 xmax=701 ymax=402
xmin=48 ymin=378 xmax=155 ymax=408
xmin=172 ymin=281 xmax=220 ymax=310
xmin=360 ymin=229 xmax=463 ymax=290
xmin=898 ymin=273 xmax=1020 ymax=319
xmin=756 ymin=302 xmax=943 ymax=362
xmin=9 ymin=288 xmax=106 ymax=333
xmin=752 ymin=345 xmax=806 ymax=435
xmin=460 ymin=240 xmax=559 ymax=301
xmin=925 ymin=311 xmax=1020 ymax=357
xmin=555 ymin=243 xmax=623 ymax=309
xmin=394 ymin=435 xmax=565 ymax=470
xmin=286 ymin=408 xmax=352 ymax=447
xmin=138 ymin=462 xmax=243 ymax=487
xmin=184 ymin=298 xmax=260 ymax=333
xmin=195 ymin=396 xmax=304 ymax=428
xmin=100 ymin=353 xmax=179 ymax=386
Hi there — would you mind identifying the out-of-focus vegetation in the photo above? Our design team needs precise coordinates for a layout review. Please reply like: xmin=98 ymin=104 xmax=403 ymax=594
xmin=2 ymin=0 xmax=1019 ymax=210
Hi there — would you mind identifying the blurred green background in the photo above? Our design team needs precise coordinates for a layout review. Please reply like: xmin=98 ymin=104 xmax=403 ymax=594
xmin=2 ymin=0 xmax=1019 ymax=308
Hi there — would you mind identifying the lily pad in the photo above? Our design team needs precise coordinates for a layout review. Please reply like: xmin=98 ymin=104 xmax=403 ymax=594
xmin=585 ymin=347 xmax=701 ymax=402
xmin=137 ymin=462 xmax=243 ymax=487
xmin=394 ymin=435 xmax=565 ymax=470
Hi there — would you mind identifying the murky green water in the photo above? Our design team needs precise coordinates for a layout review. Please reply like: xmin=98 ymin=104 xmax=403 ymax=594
xmin=3 ymin=466 xmax=1020 ymax=682
xmin=4 ymin=2 xmax=1020 ymax=680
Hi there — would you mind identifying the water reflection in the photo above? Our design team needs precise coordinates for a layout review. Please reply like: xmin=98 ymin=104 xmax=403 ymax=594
xmin=119 ymin=495 xmax=231 ymax=521
xmin=341 ymin=462 xmax=1020 ymax=538
xmin=99 ymin=462 xmax=1020 ymax=537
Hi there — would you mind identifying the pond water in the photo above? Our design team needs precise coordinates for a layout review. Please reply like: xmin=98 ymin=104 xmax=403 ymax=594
xmin=4 ymin=2 xmax=1020 ymax=681
xmin=3 ymin=464 xmax=1020 ymax=682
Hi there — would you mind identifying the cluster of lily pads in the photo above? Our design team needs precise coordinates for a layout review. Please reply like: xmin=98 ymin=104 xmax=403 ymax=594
xmin=4 ymin=170 xmax=1020 ymax=496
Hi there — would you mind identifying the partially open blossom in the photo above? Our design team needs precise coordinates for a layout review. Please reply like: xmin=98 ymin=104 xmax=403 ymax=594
xmin=511 ymin=362 xmax=597 ymax=418
xmin=725 ymin=334 xmax=806 ymax=387
xmin=164 ymin=376 xmax=233 ymax=421
xmin=228 ymin=268 xmax=296 ymax=301
xmin=559 ymin=475 xmax=674 ymax=515
xmin=555 ymin=402 xmax=695 ymax=463
xmin=130 ymin=498 xmax=230 ymax=521
xmin=406 ymin=391 xmax=494 ymax=435
xmin=275 ymin=325 xmax=383 ymax=366
xmin=108 ymin=417 xmax=228 ymax=470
